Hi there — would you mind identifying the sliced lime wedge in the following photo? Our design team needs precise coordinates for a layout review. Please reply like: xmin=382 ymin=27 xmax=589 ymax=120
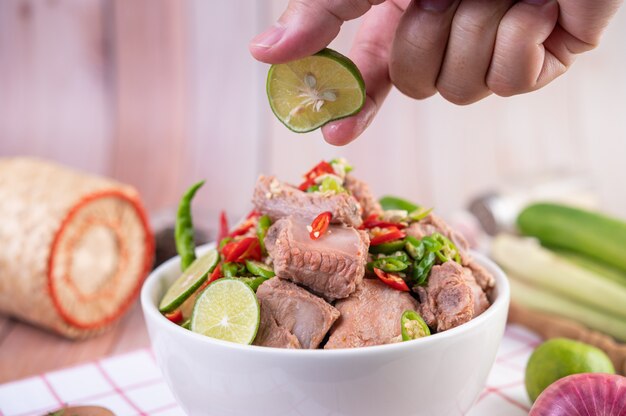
xmin=267 ymin=48 xmax=366 ymax=133
xmin=190 ymin=279 xmax=260 ymax=345
xmin=159 ymin=249 xmax=219 ymax=313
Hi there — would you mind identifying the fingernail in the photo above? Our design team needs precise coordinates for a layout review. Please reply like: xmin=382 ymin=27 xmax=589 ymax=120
xmin=250 ymin=24 xmax=286 ymax=48
xmin=418 ymin=0 xmax=456 ymax=13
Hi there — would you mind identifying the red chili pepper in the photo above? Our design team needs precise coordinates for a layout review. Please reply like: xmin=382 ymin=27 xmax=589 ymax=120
xmin=208 ymin=263 xmax=222 ymax=284
xmin=362 ymin=219 xmax=407 ymax=230
xmin=304 ymin=161 xmax=334 ymax=181
xmin=298 ymin=161 xmax=334 ymax=191
xmin=309 ymin=211 xmax=332 ymax=240
xmin=228 ymin=215 xmax=257 ymax=238
xmin=364 ymin=213 xmax=378 ymax=222
xmin=374 ymin=268 xmax=410 ymax=292
xmin=229 ymin=222 xmax=254 ymax=237
xmin=246 ymin=210 xmax=261 ymax=219
xmin=240 ymin=238 xmax=262 ymax=262
xmin=164 ymin=309 xmax=183 ymax=324
xmin=217 ymin=210 xmax=229 ymax=243
xmin=221 ymin=240 xmax=235 ymax=257
xmin=224 ymin=237 xmax=261 ymax=263
xmin=195 ymin=263 xmax=222 ymax=294
xmin=298 ymin=179 xmax=316 ymax=191
xmin=360 ymin=214 xmax=407 ymax=230
xmin=370 ymin=227 xmax=406 ymax=246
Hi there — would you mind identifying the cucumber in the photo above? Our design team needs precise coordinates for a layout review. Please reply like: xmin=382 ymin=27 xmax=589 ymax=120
xmin=517 ymin=203 xmax=626 ymax=273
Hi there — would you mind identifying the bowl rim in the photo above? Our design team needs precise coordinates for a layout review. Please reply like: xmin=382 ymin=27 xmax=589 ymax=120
xmin=141 ymin=244 xmax=510 ymax=357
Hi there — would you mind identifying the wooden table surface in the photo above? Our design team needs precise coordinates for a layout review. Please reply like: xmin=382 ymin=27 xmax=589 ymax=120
xmin=0 ymin=301 xmax=151 ymax=384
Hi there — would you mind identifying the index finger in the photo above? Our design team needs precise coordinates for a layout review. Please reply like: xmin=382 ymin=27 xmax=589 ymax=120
xmin=250 ymin=0 xmax=386 ymax=64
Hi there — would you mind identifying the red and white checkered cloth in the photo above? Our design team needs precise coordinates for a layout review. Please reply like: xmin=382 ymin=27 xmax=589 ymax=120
xmin=0 ymin=324 xmax=540 ymax=416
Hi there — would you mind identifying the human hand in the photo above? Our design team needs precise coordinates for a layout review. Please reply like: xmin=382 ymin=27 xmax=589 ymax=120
xmin=250 ymin=0 xmax=622 ymax=145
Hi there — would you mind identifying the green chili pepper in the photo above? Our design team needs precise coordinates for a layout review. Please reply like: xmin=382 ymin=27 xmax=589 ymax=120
xmin=238 ymin=276 xmax=270 ymax=292
xmin=401 ymin=310 xmax=431 ymax=341
xmin=181 ymin=319 xmax=191 ymax=330
xmin=405 ymin=236 xmax=425 ymax=260
xmin=409 ymin=207 xmax=433 ymax=222
xmin=422 ymin=236 xmax=443 ymax=253
xmin=257 ymin=215 xmax=272 ymax=254
xmin=369 ymin=239 xmax=407 ymax=254
xmin=430 ymin=233 xmax=461 ymax=264
xmin=222 ymin=262 xmax=246 ymax=278
xmin=245 ymin=260 xmax=275 ymax=278
xmin=412 ymin=251 xmax=436 ymax=286
xmin=379 ymin=196 xmax=419 ymax=212
xmin=387 ymin=251 xmax=410 ymax=263
xmin=175 ymin=180 xmax=205 ymax=271
xmin=368 ymin=257 xmax=409 ymax=273
xmin=306 ymin=185 xmax=320 ymax=193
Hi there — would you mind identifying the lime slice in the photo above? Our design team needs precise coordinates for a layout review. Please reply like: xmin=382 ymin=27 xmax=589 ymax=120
xmin=190 ymin=279 xmax=260 ymax=345
xmin=159 ymin=249 xmax=219 ymax=313
xmin=267 ymin=48 xmax=366 ymax=133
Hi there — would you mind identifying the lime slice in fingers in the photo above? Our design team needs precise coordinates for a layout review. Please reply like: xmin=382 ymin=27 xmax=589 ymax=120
xmin=191 ymin=279 xmax=260 ymax=345
xmin=267 ymin=48 xmax=366 ymax=133
xmin=159 ymin=249 xmax=219 ymax=313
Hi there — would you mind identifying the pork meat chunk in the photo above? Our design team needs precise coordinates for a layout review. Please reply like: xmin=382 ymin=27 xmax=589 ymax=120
xmin=344 ymin=174 xmax=383 ymax=219
xmin=465 ymin=259 xmax=495 ymax=294
xmin=255 ymin=306 xmax=302 ymax=349
xmin=253 ymin=277 xmax=340 ymax=349
xmin=265 ymin=217 xmax=369 ymax=300
xmin=252 ymin=175 xmax=362 ymax=228
xmin=325 ymin=279 xmax=419 ymax=349
xmin=417 ymin=261 xmax=490 ymax=332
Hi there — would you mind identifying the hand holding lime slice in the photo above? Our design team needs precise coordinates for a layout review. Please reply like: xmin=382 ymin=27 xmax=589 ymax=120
xmin=267 ymin=48 xmax=365 ymax=133
xmin=159 ymin=249 xmax=219 ymax=313
xmin=191 ymin=279 xmax=260 ymax=345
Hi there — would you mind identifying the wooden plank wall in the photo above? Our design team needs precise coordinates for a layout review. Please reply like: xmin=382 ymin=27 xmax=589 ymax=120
xmin=110 ymin=0 xmax=188 ymax=213
xmin=0 ymin=0 xmax=113 ymax=175
xmin=183 ymin=0 xmax=267 ymax=229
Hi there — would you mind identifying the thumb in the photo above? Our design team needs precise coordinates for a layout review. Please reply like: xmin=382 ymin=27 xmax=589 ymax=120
xmin=250 ymin=0 xmax=385 ymax=64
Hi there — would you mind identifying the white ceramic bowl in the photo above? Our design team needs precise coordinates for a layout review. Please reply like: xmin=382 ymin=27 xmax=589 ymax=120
xmin=141 ymin=246 xmax=510 ymax=416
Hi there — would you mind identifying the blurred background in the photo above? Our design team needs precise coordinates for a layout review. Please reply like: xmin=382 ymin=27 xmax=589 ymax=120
xmin=1 ymin=0 xmax=625 ymax=228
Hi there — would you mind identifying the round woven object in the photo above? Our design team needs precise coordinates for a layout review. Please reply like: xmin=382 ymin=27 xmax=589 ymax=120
xmin=0 ymin=158 xmax=154 ymax=338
